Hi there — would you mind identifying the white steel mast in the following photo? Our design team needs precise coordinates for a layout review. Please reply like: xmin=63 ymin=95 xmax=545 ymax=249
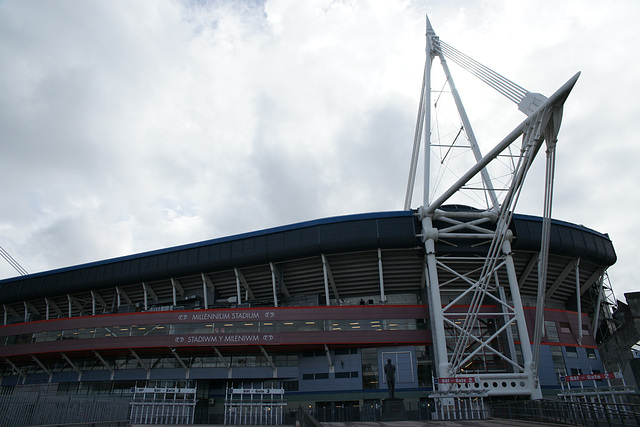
xmin=407 ymin=15 xmax=579 ymax=412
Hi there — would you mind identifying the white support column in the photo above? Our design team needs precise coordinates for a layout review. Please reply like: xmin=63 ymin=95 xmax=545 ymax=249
xmin=269 ymin=262 xmax=279 ymax=307
xmin=502 ymin=237 xmax=539 ymax=398
xmin=531 ymin=130 xmax=559 ymax=388
xmin=171 ymin=279 xmax=178 ymax=307
xmin=142 ymin=283 xmax=148 ymax=311
xmin=234 ymin=268 xmax=242 ymax=305
xmin=321 ymin=254 xmax=331 ymax=306
xmin=423 ymin=19 xmax=434 ymax=206
xmin=3 ymin=304 xmax=6 ymax=325
xmin=200 ymin=274 xmax=208 ymax=309
xmin=202 ymin=273 xmax=216 ymax=309
xmin=116 ymin=287 xmax=122 ymax=308
xmin=23 ymin=301 xmax=28 ymax=323
xmin=422 ymin=216 xmax=449 ymax=379
xmin=575 ymin=259 xmax=582 ymax=347
xmin=45 ymin=298 xmax=50 ymax=320
xmin=201 ymin=275 xmax=208 ymax=309
xmin=67 ymin=294 xmax=72 ymax=318
xmin=377 ymin=248 xmax=386 ymax=303
xmin=408 ymin=17 xmax=455 ymax=210
xmin=91 ymin=290 xmax=96 ymax=316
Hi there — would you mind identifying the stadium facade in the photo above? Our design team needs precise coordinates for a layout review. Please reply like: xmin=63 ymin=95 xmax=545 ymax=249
xmin=0 ymin=208 xmax=616 ymax=422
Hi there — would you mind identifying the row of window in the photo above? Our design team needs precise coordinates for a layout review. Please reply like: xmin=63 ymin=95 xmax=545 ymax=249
xmin=302 ymin=348 xmax=358 ymax=358
xmin=302 ymin=371 xmax=359 ymax=380
xmin=1 ymin=319 xmax=425 ymax=346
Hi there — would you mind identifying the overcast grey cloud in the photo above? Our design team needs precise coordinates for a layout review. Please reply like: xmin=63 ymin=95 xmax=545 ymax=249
xmin=0 ymin=0 xmax=638 ymax=302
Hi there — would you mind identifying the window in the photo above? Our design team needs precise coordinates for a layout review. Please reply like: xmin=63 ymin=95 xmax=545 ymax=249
xmin=299 ymin=373 xmax=329 ymax=380
xmin=586 ymin=348 xmax=597 ymax=359
xmin=335 ymin=348 xmax=357 ymax=355
xmin=582 ymin=324 xmax=590 ymax=336
xmin=565 ymin=346 xmax=578 ymax=358
xmin=544 ymin=321 xmax=559 ymax=342
xmin=335 ymin=371 xmax=359 ymax=379
xmin=559 ymin=322 xmax=571 ymax=334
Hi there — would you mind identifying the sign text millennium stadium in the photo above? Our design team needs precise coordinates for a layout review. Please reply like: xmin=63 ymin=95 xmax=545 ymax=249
xmin=178 ymin=311 xmax=277 ymax=321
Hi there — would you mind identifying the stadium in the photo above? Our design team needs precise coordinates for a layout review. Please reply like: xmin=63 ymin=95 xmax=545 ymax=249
xmin=0 ymin=15 xmax=625 ymax=426
xmin=0 ymin=208 xmax=618 ymax=424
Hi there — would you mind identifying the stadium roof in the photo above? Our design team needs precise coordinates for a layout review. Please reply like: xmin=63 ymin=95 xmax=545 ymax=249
xmin=0 ymin=209 xmax=616 ymax=305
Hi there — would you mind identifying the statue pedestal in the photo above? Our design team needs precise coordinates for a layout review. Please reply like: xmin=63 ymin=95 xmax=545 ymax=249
xmin=381 ymin=398 xmax=407 ymax=421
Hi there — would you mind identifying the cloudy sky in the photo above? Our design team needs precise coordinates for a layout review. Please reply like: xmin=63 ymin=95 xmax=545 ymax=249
xmin=0 ymin=0 xmax=638 ymax=301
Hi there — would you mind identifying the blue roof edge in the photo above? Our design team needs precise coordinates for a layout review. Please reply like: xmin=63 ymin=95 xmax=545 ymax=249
xmin=0 ymin=209 xmax=613 ymax=284
xmin=0 ymin=210 xmax=416 ymax=283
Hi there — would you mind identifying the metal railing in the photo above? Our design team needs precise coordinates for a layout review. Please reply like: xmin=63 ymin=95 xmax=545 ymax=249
xmin=491 ymin=399 xmax=640 ymax=427
xmin=25 ymin=422 xmax=129 ymax=427
xmin=0 ymin=389 xmax=130 ymax=427
xmin=302 ymin=402 xmax=434 ymax=423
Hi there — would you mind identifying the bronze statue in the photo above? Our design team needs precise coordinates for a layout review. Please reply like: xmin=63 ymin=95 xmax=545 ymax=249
xmin=384 ymin=359 xmax=396 ymax=398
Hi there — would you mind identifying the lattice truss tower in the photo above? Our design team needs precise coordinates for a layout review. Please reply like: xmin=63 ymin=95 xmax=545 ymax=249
xmin=405 ymin=16 xmax=584 ymax=399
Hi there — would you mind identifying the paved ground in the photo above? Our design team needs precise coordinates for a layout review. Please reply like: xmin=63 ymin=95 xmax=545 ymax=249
xmin=137 ymin=419 xmax=567 ymax=427
xmin=319 ymin=420 xmax=565 ymax=426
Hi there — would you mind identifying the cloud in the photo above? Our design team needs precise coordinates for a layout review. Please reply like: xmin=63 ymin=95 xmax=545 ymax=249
xmin=0 ymin=0 xmax=637 ymax=303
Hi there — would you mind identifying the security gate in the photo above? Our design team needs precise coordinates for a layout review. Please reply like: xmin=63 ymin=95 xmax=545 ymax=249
xmin=129 ymin=383 xmax=197 ymax=424
xmin=224 ymin=383 xmax=285 ymax=425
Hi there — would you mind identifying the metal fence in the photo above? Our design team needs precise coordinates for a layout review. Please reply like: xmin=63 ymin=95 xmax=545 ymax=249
xmin=491 ymin=399 xmax=640 ymax=427
xmin=0 ymin=388 xmax=130 ymax=427
xmin=306 ymin=402 xmax=433 ymax=423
